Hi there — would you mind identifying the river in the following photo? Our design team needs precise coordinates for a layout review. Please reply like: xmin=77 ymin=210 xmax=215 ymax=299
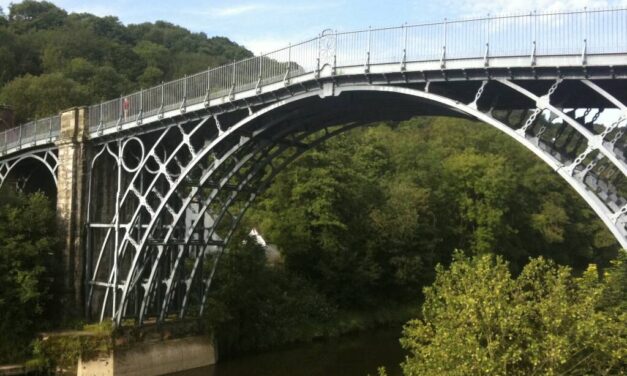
xmin=172 ymin=327 xmax=406 ymax=376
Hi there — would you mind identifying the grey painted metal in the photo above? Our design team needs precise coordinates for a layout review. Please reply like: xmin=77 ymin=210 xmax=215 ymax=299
xmin=336 ymin=84 xmax=627 ymax=249
xmin=0 ymin=116 xmax=60 ymax=157
xmin=84 ymin=74 xmax=627 ymax=326
xmin=0 ymin=8 xmax=626 ymax=325
xmin=0 ymin=149 xmax=58 ymax=190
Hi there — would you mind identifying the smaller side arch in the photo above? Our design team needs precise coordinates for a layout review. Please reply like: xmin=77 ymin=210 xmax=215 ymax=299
xmin=0 ymin=149 xmax=58 ymax=192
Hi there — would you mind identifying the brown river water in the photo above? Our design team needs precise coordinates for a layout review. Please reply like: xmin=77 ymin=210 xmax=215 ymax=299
xmin=170 ymin=327 xmax=405 ymax=376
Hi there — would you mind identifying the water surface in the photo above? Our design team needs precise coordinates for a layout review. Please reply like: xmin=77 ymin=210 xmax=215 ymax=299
xmin=173 ymin=327 xmax=405 ymax=376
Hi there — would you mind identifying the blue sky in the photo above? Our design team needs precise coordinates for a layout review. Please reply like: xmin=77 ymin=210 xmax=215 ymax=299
xmin=1 ymin=0 xmax=626 ymax=54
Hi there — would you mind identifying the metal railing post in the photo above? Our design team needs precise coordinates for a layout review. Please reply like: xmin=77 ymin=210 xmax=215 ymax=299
xmin=204 ymin=68 xmax=212 ymax=105
xmin=98 ymin=103 xmax=103 ymax=133
xmin=530 ymin=11 xmax=537 ymax=66
xmin=316 ymin=34 xmax=322 ymax=77
xmin=181 ymin=75 xmax=188 ymax=113
xmin=365 ymin=26 xmax=371 ymax=73
xmin=232 ymin=60 xmax=237 ymax=93
xmin=229 ymin=60 xmax=236 ymax=100
xmin=333 ymin=31 xmax=337 ymax=75
xmin=116 ymin=96 xmax=123 ymax=131
xmin=138 ymin=89 xmax=144 ymax=124
xmin=582 ymin=7 xmax=588 ymax=65
xmin=159 ymin=81 xmax=165 ymax=118
xmin=17 ymin=125 xmax=22 ymax=150
xmin=440 ymin=18 xmax=447 ymax=68
xmin=484 ymin=14 xmax=490 ymax=67
xmin=401 ymin=23 xmax=408 ymax=71
xmin=256 ymin=56 xmax=263 ymax=93
xmin=283 ymin=43 xmax=292 ymax=85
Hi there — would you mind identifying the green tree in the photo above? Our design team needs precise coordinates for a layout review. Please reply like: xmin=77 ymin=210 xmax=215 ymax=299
xmin=400 ymin=252 xmax=627 ymax=376
xmin=0 ymin=190 xmax=60 ymax=363
xmin=250 ymin=132 xmax=387 ymax=307
xmin=205 ymin=232 xmax=335 ymax=357
xmin=138 ymin=66 xmax=164 ymax=88
xmin=0 ymin=2 xmax=252 ymax=122
xmin=442 ymin=151 xmax=518 ymax=255
xmin=0 ymin=73 xmax=86 ymax=123
xmin=8 ymin=1 xmax=67 ymax=33
xmin=0 ymin=6 xmax=8 ymax=26
xmin=0 ymin=31 xmax=17 ymax=84
xmin=132 ymin=40 xmax=169 ymax=71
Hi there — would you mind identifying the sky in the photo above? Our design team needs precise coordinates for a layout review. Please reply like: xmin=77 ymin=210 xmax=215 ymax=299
xmin=1 ymin=0 xmax=626 ymax=54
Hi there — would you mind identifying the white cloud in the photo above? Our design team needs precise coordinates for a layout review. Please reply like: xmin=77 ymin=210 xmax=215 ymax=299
xmin=446 ymin=0 xmax=623 ymax=16
xmin=71 ymin=5 xmax=121 ymax=17
xmin=191 ymin=1 xmax=343 ymax=19
xmin=241 ymin=37 xmax=292 ymax=54
xmin=239 ymin=24 xmax=324 ymax=55
xmin=214 ymin=4 xmax=264 ymax=17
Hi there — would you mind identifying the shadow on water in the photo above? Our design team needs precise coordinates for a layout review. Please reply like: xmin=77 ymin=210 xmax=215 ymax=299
xmin=171 ymin=327 xmax=406 ymax=376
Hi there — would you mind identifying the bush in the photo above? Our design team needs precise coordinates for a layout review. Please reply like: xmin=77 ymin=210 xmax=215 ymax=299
xmin=205 ymin=233 xmax=337 ymax=357
xmin=0 ymin=190 xmax=61 ymax=363
xmin=400 ymin=251 xmax=627 ymax=376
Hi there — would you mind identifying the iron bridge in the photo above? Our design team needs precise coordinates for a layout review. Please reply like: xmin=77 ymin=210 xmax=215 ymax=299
xmin=1 ymin=8 xmax=626 ymax=325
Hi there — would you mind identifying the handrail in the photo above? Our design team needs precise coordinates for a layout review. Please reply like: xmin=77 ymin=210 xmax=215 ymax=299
xmin=1 ymin=7 xmax=626 ymax=155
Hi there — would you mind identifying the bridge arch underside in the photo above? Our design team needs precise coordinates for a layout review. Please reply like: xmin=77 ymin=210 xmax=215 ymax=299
xmin=86 ymin=78 xmax=627 ymax=325
xmin=0 ymin=149 xmax=58 ymax=198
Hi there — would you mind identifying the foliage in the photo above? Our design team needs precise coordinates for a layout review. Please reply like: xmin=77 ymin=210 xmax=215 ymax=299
xmin=0 ymin=0 xmax=252 ymax=123
xmin=205 ymin=232 xmax=337 ymax=357
xmin=249 ymin=118 xmax=619 ymax=312
xmin=30 ymin=322 xmax=113 ymax=372
xmin=399 ymin=252 xmax=627 ymax=376
xmin=0 ymin=73 xmax=87 ymax=120
xmin=0 ymin=190 xmax=60 ymax=363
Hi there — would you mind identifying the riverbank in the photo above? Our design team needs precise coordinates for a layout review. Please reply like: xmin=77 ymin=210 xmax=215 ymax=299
xmin=217 ymin=301 xmax=421 ymax=361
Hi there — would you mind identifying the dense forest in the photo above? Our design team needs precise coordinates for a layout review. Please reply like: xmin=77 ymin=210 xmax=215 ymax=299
xmin=0 ymin=2 xmax=625 ymax=374
xmin=208 ymin=117 xmax=623 ymax=359
xmin=0 ymin=1 xmax=251 ymax=124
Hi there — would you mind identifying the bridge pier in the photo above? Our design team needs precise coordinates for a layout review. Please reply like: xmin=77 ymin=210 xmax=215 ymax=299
xmin=77 ymin=336 xmax=217 ymax=376
xmin=56 ymin=107 xmax=91 ymax=317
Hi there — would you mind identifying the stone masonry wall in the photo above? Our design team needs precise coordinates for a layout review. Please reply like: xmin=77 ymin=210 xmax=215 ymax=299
xmin=56 ymin=107 xmax=91 ymax=317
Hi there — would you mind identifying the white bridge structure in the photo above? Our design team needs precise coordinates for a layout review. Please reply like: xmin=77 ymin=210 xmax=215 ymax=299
xmin=0 ymin=8 xmax=626 ymax=325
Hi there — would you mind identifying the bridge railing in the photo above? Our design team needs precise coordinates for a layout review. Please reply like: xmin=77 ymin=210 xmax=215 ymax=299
xmin=1 ymin=115 xmax=60 ymax=155
xmin=87 ymin=36 xmax=320 ymax=134
xmin=2 ymin=8 xmax=626 ymax=153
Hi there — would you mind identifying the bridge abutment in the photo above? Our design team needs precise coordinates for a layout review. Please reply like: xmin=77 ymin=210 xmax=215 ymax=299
xmin=56 ymin=107 xmax=91 ymax=317
xmin=77 ymin=336 xmax=217 ymax=376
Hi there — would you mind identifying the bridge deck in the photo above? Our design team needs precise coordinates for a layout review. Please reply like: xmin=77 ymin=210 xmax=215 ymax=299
xmin=1 ymin=8 xmax=626 ymax=158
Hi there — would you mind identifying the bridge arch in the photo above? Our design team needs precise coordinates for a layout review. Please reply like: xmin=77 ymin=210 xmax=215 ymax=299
xmin=0 ymin=149 xmax=58 ymax=195
xmin=86 ymin=79 xmax=627 ymax=325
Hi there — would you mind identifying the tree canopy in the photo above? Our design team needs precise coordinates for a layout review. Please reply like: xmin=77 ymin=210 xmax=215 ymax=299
xmin=0 ymin=190 xmax=60 ymax=363
xmin=398 ymin=252 xmax=627 ymax=375
xmin=248 ymin=118 xmax=619 ymax=308
xmin=0 ymin=0 xmax=252 ymax=124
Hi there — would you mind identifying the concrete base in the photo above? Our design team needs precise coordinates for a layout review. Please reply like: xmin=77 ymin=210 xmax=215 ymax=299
xmin=77 ymin=336 xmax=216 ymax=376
